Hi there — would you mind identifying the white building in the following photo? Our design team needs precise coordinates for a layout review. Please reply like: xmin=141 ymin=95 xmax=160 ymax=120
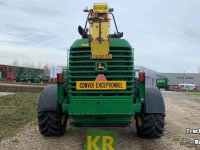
xmin=134 ymin=66 xmax=159 ymax=87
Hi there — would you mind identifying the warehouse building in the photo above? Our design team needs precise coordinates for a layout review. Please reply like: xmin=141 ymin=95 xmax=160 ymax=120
xmin=159 ymin=73 xmax=200 ymax=86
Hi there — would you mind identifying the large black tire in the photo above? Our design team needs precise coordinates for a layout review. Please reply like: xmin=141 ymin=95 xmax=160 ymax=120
xmin=136 ymin=113 xmax=165 ymax=138
xmin=63 ymin=78 xmax=68 ymax=98
xmin=134 ymin=77 xmax=166 ymax=138
xmin=38 ymin=111 xmax=67 ymax=136
xmin=134 ymin=77 xmax=139 ymax=103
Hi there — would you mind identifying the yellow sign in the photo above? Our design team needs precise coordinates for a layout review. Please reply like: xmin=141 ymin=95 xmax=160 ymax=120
xmin=92 ymin=54 xmax=112 ymax=59
xmin=76 ymin=81 xmax=126 ymax=90
xmin=81 ymin=43 xmax=89 ymax=46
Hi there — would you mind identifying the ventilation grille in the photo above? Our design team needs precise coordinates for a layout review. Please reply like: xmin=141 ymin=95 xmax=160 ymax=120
xmin=69 ymin=47 xmax=134 ymax=98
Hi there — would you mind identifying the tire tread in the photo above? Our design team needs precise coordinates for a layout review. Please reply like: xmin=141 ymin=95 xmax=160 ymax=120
xmin=38 ymin=111 xmax=66 ymax=136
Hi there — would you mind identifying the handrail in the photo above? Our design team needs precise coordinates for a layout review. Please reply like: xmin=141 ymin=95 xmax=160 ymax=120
xmin=82 ymin=14 xmax=90 ymax=39
xmin=108 ymin=13 xmax=120 ymax=38
xmin=82 ymin=12 xmax=120 ymax=38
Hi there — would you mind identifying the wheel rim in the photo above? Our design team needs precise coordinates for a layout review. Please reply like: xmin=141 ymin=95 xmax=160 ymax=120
xmin=61 ymin=115 xmax=65 ymax=125
xmin=138 ymin=116 xmax=142 ymax=127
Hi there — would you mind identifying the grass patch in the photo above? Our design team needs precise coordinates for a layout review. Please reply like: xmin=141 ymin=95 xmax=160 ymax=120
xmin=12 ymin=139 xmax=19 ymax=143
xmin=0 ymin=92 xmax=41 ymax=140
xmin=183 ymin=92 xmax=200 ymax=96
xmin=191 ymin=99 xmax=200 ymax=102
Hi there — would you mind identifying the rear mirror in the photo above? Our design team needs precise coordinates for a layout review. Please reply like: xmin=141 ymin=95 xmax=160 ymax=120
xmin=84 ymin=6 xmax=89 ymax=12
xmin=109 ymin=8 xmax=114 ymax=12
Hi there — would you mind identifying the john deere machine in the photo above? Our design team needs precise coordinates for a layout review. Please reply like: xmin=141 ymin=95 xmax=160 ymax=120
xmin=37 ymin=3 xmax=165 ymax=138
xmin=156 ymin=78 xmax=169 ymax=91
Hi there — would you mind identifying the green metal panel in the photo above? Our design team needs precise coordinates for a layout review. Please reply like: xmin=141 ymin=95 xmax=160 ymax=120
xmin=69 ymin=116 xmax=134 ymax=124
xmin=71 ymin=38 xmax=132 ymax=49
xmin=60 ymin=38 xmax=137 ymax=124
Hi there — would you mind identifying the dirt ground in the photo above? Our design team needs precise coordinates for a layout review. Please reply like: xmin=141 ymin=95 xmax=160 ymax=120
xmin=1 ymin=92 xmax=200 ymax=150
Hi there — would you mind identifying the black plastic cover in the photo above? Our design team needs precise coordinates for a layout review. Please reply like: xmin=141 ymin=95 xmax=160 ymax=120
xmin=144 ymin=87 xmax=165 ymax=113
xmin=37 ymin=84 xmax=58 ymax=112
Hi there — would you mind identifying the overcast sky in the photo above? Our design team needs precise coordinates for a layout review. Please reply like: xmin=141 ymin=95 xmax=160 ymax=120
xmin=0 ymin=0 xmax=200 ymax=73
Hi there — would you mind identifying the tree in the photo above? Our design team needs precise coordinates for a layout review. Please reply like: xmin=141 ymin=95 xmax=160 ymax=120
xmin=198 ymin=65 xmax=200 ymax=73
xmin=12 ymin=59 xmax=20 ymax=66
xmin=37 ymin=61 xmax=43 ymax=69
xmin=11 ymin=59 xmax=20 ymax=75
xmin=43 ymin=64 xmax=50 ymax=76
xmin=197 ymin=65 xmax=200 ymax=90
xmin=198 ymin=64 xmax=200 ymax=81
xmin=30 ymin=62 xmax=35 ymax=68
xmin=22 ymin=61 xmax=30 ymax=72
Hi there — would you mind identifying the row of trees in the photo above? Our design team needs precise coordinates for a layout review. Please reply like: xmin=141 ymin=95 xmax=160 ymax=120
xmin=12 ymin=59 xmax=45 ymax=69
xmin=198 ymin=65 xmax=200 ymax=79
xmin=11 ymin=59 xmax=50 ymax=76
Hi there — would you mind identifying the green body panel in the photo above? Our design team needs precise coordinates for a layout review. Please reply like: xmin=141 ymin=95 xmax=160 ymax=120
xmin=58 ymin=38 xmax=145 ymax=124
xmin=71 ymin=38 xmax=132 ymax=49
xmin=156 ymin=78 xmax=168 ymax=88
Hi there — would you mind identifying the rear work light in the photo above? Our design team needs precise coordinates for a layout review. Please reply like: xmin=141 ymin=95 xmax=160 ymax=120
xmin=139 ymin=72 xmax=145 ymax=83
xmin=131 ymin=119 xmax=135 ymax=123
xmin=57 ymin=73 xmax=62 ymax=83
xmin=103 ymin=13 xmax=107 ymax=19
xmin=69 ymin=119 xmax=73 ymax=123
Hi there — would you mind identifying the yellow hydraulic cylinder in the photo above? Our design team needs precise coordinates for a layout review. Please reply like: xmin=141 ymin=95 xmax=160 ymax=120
xmin=90 ymin=3 xmax=110 ymax=55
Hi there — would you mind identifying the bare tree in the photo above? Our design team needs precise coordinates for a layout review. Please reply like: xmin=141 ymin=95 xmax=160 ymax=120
xmin=22 ymin=61 xmax=30 ymax=72
xmin=12 ymin=59 xmax=20 ymax=66
xmin=43 ymin=64 xmax=50 ymax=76
xmin=37 ymin=61 xmax=43 ymax=69
xmin=11 ymin=59 xmax=20 ymax=75
xmin=30 ymin=62 xmax=35 ymax=68
xmin=22 ymin=61 xmax=29 ymax=67
xmin=198 ymin=64 xmax=200 ymax=79
xmin=198 ymin=65 xmax=200 ymax=73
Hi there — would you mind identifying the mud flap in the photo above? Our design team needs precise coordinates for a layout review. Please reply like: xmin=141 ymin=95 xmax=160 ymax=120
xmin=144 ymin=87 xmax=165 ymax=113
xmin=37 ymin=84 xmax=58 ymax=113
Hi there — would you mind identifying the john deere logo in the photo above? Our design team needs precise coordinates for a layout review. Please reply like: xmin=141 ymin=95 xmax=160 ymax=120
xmin=96 ymin=62 xmax=106 ymax=71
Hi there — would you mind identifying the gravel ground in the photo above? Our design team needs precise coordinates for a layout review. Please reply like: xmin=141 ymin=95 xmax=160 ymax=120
xmin=1 ymin=94 xmax=200 ymax=150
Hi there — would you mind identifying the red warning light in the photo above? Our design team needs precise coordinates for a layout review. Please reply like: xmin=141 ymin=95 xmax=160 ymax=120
xmin=131 ymin=119 xmax=135 ymax=123
xmin=139 ymin=72 xmax=145 ymax=83
xmin=57 ymin=73 xmax=62 ymax=83
xmin=69 ymin=119 xmax=73 ymax=123
xmin=103 ymin=13 xmax=107 ymax=19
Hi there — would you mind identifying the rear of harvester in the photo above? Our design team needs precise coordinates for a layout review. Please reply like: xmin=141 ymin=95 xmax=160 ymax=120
xmin=66 ymin=38 xmax=136 ymax=126
xmin=37 ymin=3 xmax=166 ymax=138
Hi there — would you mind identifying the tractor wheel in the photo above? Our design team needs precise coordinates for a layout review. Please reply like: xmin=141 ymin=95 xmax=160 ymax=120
xmin=134 ymin=77 xmax=165 ymax=138
xmin=63 ymin=78 xmax=68 ymax=97
xmin=38 ymin=111 xmax=67 ymax=136
xmin=136 ymin=112 xmax=165 ymax=138
xmin=134 ymin=77 xmax=139 ymax=103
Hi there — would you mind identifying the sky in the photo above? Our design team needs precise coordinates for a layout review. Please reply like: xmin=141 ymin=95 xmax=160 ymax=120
xmin=0 ymin=0 xmax=200 ymax=73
